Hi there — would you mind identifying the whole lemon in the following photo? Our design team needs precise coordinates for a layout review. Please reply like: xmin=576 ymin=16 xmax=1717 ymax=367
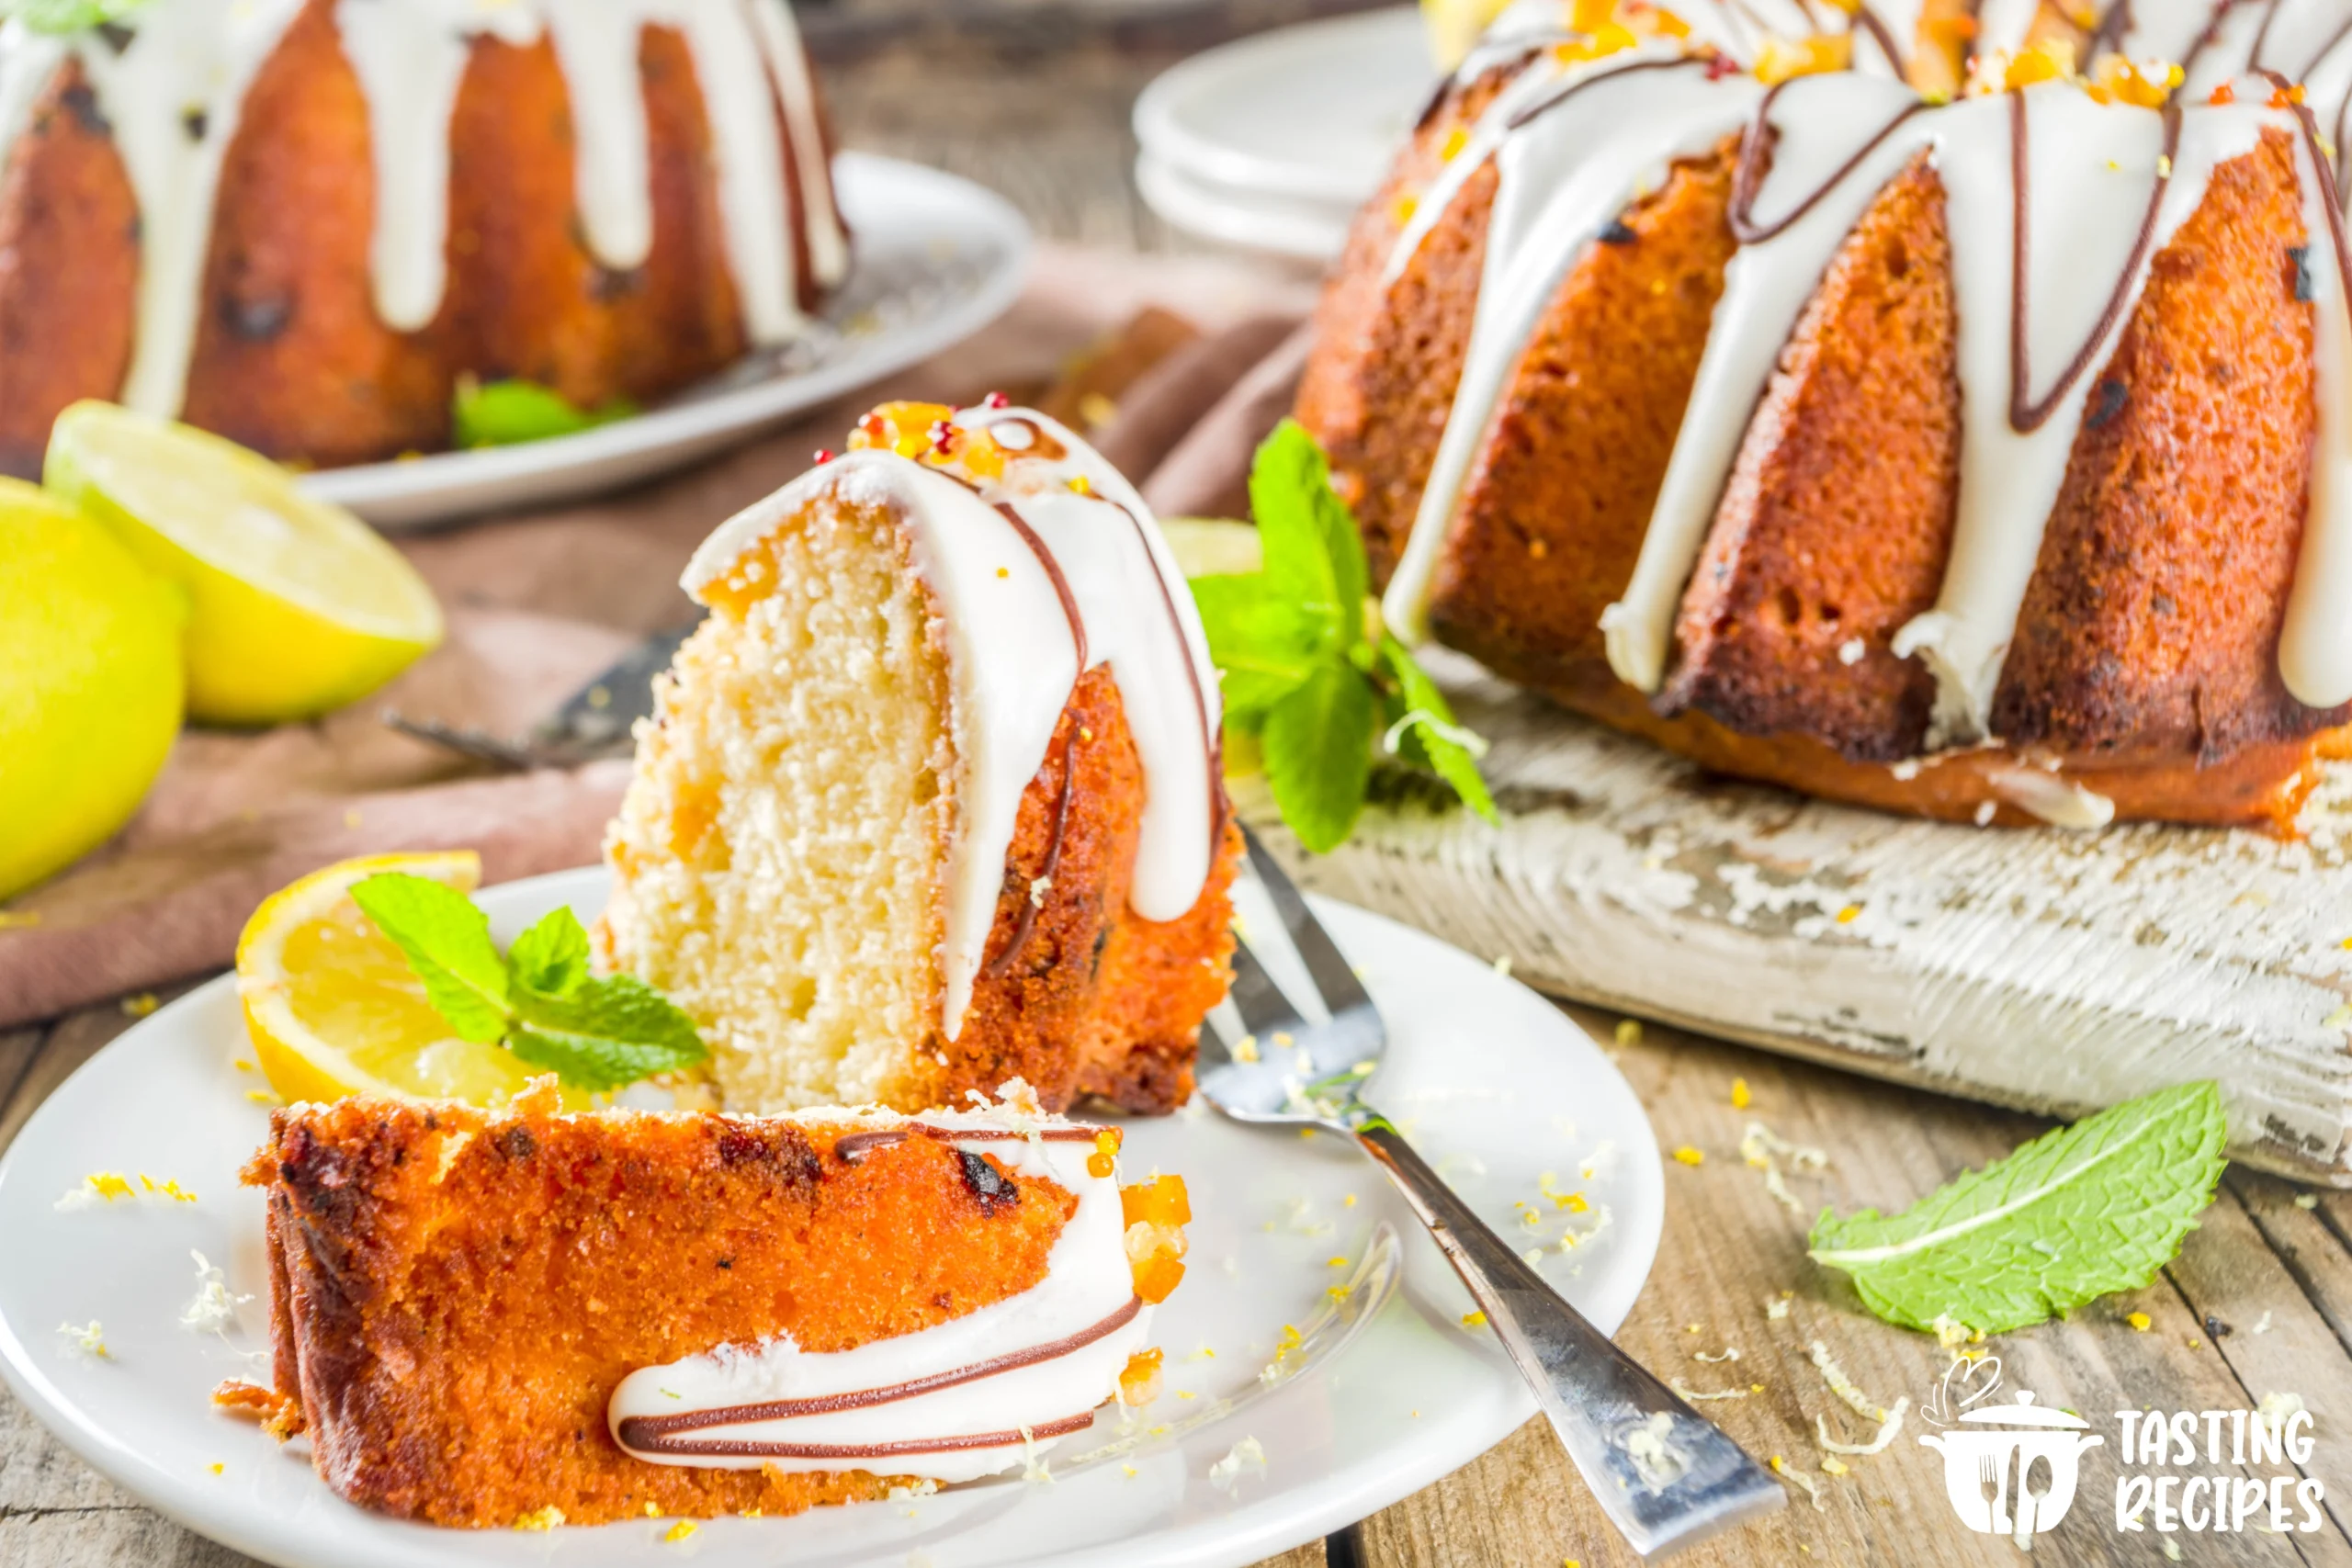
xmin=0 ymin=480 xmax=186 ymax=900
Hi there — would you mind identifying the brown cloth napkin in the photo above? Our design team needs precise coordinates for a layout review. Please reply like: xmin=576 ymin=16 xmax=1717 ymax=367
xmin=0 ymin=243 xmax=1316 ymax=1029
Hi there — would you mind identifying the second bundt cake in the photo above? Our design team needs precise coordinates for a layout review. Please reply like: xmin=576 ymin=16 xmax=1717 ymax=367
xmin=599 ymin=401 xmax=1238 ymax=1116
xmin=0 ymin=0 xmax=847 ymax=472
xmin=1298 ymin=0 xmax=2352 ymax=829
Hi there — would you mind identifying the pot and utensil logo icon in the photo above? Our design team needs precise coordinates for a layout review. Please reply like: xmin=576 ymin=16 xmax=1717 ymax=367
xmin=1917 ymin=1356 xmax=2104 ymax=1548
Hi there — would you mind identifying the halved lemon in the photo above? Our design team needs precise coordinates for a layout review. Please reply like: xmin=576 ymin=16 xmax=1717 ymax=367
xmin=237 ymin=852 xmax=550 ymax=1106
xmin=46 ymin=400 xmax=443 ymax=727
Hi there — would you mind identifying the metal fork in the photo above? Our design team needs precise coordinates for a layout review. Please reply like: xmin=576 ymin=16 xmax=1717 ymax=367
xmin=1979 ymin=1451 xmax=2004 ymax=1532
xmin=1198 ymin=825 xmax=1785 ymax=1559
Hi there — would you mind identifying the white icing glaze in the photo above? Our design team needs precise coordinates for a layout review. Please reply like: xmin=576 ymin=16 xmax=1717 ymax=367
xmin=682 ymin=408 xmax=1222 ymax=1042
xmin=609 ymin=1112 xmax=1147 ymax=1480
xmin=1385 ymin=56 xmax=1764 ymax=643
xmin=0 ymin=0 xmax=849 ymax=414
xmin=1377 ymin=0 xmax=2352 ymax=772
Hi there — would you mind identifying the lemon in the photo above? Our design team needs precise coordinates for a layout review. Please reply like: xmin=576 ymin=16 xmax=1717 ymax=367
xmin=1421 ymin=0 xmax=1514 ymax=67
xmin=45 ymin=401 xmax=443 ymax=727
xmin=1162 ymin=516 xmax=1265 ymax=579
xmin=0 ymin=479 xmax=185 ymax=900
xmin=238 ymin=852 xmax=553 ymax=1106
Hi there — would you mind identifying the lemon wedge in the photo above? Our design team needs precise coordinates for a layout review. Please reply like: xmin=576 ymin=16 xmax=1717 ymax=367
xmin=45 ymin=400 xmax=442 ymax=727
xmin=237 ymin=852 xmax=551 ymax=1107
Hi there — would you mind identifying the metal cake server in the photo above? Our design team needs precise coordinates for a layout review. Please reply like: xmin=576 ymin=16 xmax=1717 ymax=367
xmin=1199 ymin=824 xmax=1785 ymax=1559
xmin=382 ymin=625 xmax=694 ymax=771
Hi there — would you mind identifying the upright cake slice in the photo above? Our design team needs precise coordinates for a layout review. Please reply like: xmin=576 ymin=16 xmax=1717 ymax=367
xmin=600 ymin=401 xmax=1238 ymax=1115
xmin=232 ymin=1083 xmax=1186 ymax=1528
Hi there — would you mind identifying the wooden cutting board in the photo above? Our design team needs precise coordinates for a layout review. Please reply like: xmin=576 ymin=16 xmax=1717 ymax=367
xmin=1235 ymin=650 xmax=2352 ymax=1184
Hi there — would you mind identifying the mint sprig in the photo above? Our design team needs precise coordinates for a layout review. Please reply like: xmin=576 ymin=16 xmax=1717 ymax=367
xmin=1807 ymin=1080 xmax=2228 ymax=1335
xmin=2 ymin=0 xmax=150 ymax=36
xmin=451 ymin=377 xmax=637 ymax=449
xmin=349 ymin=875 xmax=707 ymax=1094
xmin=1188 ymin=420 xmax=1498 ymax=852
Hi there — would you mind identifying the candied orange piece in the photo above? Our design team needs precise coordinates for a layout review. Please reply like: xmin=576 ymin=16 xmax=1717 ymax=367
xmin=1122 ymin=1173 xmax=1192 ymax=1228
xmin=1132 ymin=1255 xmax=1186 ymax=1304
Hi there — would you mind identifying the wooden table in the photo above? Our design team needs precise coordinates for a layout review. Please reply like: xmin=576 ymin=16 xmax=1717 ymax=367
xmin=11 ymin=6 xmax=2352 ymax=1566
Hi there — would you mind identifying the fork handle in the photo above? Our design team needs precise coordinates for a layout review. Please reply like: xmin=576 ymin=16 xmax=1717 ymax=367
xmin=1355 ymin=1122 xmax=1786 ymax=1559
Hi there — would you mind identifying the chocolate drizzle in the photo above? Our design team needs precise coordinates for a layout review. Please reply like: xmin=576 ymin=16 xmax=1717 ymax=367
xmin=831 ymin=1129 xmax=910 ymax=1164
xmin=620 ymin=1408 xmax=1100 ymax=1461
xmin=1729 ymin=80 xmax=1926 ymax=244
xmin=613 ymin=1295 xmax=1145 ymax=1454
xmin=2007 ymin=90 xmax=2183 ymax=433
xmin=1505 ymin=54 xmax=1710 ymax=135
xmin=982 ymin=498 xmax=1089 ymax=980
xmin=2264 ymin=68 xmax=2352 ymax=330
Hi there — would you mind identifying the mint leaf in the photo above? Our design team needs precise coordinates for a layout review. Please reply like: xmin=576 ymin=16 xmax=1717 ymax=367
xmin=1261 ymin=661 xmax=1376 ymax=853
xmin=1376 ymin=636 xmax=1498 ymax=823
xmin=1249 ymin=420 xmax=1364 ymax=649
xmin=349 ymin=874 xmax=511 ymax=1043
xmin=1189 ymin=573 xmax=1330 ymax=723
xmin=452 ymin=378 xmax=636 ymax=449
xmin=1808 ymin=1081 xmax=2228 ymax=1335
xmin=508 ymin=908 xmax=590 ymax=997
xmin=508 ymin=975 xmax=707 ymax=1093
xmin=2 ymin=0 xmax=150 ymax=35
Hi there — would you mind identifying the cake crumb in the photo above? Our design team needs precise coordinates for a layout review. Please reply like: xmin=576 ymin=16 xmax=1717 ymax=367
xmin=57 ymin=1320 xmax=107 ymax=1359
xmin=1209 ymin=1436 xmax=1267 ymax=1492
xmin=662 ymin=1520 xmax=697 ymax=1543
xmin=181 ymin=1250 xmax=250 ymax=1336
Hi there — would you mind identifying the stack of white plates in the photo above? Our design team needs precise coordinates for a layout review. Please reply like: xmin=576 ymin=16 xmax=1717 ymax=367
xmin=1133 ymin=6 xmax=1436 ymax=263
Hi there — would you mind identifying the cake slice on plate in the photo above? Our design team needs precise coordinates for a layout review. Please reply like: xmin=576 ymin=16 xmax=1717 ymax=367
xmin=227 ymin=1081 xmax=1187 ymax=1527
xmin=599 ymin=400 xmax=1240 ymax=1115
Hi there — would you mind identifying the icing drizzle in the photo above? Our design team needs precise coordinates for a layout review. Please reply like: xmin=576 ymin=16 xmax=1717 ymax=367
xmin=0 ymin=0 xmax=849 ymax=422
xmin=1374 ymin=0 xmax=2352 ymax=817
xmin=681 ymin=407 xmax=1224 ymax=1040
xmin=608 ymin=1111 xmax=1150 ymax=1481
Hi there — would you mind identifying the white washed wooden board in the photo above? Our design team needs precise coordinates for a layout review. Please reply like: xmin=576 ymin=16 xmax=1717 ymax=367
xmin=1236 ymin=650 xmax=2352 ymax=1183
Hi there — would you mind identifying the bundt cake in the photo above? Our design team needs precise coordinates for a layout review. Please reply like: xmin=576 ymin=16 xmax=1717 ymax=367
xmin=0 ymin=0 xmax=846 ymax=473
xmin=599 ymin=401 xmax=1238 ymax=1117
xmin=1297 ymin=0 xmax=2352 ymax=829
xmin=230 ymin=1083 xmax=1189 ymax=1526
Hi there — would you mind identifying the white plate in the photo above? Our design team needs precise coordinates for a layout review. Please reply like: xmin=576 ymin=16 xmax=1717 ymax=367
xmin=1136 ymin=152 xmax=1358 ymax=264
xmin=301 ymin=153 xmax=1030 ymax=533
xmin=0 ymin=870 xmax=1661 ymax=1568
xmin=1132 ymin=7 xmax=1433 ymax=207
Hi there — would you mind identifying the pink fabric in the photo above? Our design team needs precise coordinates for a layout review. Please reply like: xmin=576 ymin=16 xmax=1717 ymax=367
xmin=0 ymin=244 xmax=1310 ymax=1028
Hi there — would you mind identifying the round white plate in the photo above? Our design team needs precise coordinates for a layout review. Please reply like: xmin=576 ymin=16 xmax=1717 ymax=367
xmin=1135 ymin=152 xmax=1359 ymax=264
xmin=0 ymin=869 xmax=1661 ymax=1568
xmin=301 ymin=153 xmax=1030 ymax=534
xmin=1132 ymin=7 xmax=1433 ymax=208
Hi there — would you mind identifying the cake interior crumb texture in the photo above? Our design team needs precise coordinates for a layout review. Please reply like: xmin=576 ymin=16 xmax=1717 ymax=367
xmin=603 ymin=491 xmax=952 ymax=1111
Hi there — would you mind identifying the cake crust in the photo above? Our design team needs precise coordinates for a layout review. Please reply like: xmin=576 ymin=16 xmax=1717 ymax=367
xmin=244 ymin=1093 xmax=1082 ymax=1527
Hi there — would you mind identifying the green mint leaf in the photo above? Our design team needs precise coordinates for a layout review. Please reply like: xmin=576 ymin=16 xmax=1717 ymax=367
xmin=452 ymin=377 xmax=636 ymax=449
xmin=507 ymin=908 xmax=591 ymax=997
xmin=1807 ymin=1080 xmax=2228 ymax=1335
xmin=1249 ymin=420 xmax=1366 ymax=653
xmin=1261 ymin=660 xmax=1376 ymax=854
xmin=1376 ymin=636 xmax=1498 ymax=823
xmin=2 ymin=0 xmax=150 ymax=36
xmin=507 ymin=975 xmax=708 ymax=1093
xmin=1189 ymin=573 xmax=1334 ymax=721
xmin=349 ymin=874 xmax=512 ymax=1043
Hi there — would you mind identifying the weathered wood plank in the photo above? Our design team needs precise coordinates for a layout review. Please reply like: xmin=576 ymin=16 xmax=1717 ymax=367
xmin=1239 ymin=652 xmax=2352 ymax=1184
xmin=1349 ymin=1010 xmax=2344 ymax=1567
xmin=0 ymin=991 xmax=192 ymax=1157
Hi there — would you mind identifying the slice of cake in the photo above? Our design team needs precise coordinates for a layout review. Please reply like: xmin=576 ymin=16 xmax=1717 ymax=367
xmin=227 ymin=1081 xmax=1188 ymax=1528
xmin=598 ymin=401 xmax=1239 ymax=1115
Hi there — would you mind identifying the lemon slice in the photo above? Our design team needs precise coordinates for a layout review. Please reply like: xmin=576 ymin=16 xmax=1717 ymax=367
xmin=237 ymin=852 xmax=552 ymax=1107
xmin=45 ymin=401 xmax=443 ymax=727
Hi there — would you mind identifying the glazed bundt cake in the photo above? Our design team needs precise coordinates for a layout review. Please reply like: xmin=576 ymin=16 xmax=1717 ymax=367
xmin=1298 ymin=0 xmax=2352 ymax=829
xmin=0 ymin=0 xmax=846 ymax=472
xmin=599 ymin=401 xmax=1238 ymax=1117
